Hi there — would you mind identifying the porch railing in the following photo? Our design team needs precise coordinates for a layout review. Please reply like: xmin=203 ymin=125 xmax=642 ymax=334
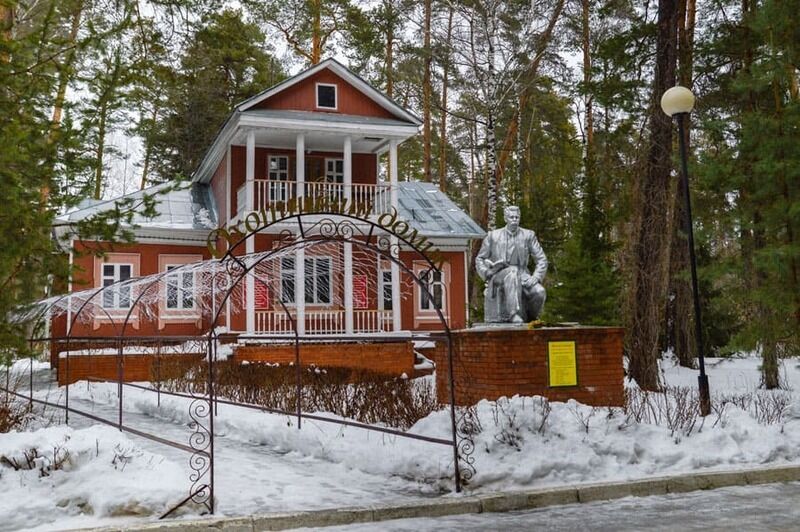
xmin=254 ymin=309 xmax=394 ymax=335
xmin=237 ymin=180 xmax=390 ymax=217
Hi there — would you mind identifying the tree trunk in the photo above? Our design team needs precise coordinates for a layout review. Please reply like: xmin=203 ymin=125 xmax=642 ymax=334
xmin=495 ymin=0 xmax=565 ymax=184
xmin=485 ymin=5 xmax=497 ymax=230
xmin=1 ymin=4 xmax=13 ymax=62
xmin=581 ymin=0 xmax=594 ymax=180
xmin=422 ymin=0 xmax=432 ymax=182
xmin=667 ymin=0 xmax=696 ymax=368
xmin=311 ymin=0 xmax=322 ymax=64
xmin=626 ymin=0 xmax=679 ymax=391
xmin=140 ymin=105 xmax=158 ymax=190
xmin=385 ymin=1 xmax=394 ymax=98
xmin=93 ymin=100 xmax=108 ymax=200
xmin=438 ymin=7 xmax=453 ymax=192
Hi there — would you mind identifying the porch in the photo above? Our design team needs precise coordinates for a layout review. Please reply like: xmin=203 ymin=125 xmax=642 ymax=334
xmin=236 ymin=180 xmax=391 ymax=218
xmin=253 ymin=309 xmax=394 ymax=335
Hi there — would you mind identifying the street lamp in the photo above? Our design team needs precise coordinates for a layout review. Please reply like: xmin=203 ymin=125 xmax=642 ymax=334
xmin=661 ymin=86 xmax=711 ymax=416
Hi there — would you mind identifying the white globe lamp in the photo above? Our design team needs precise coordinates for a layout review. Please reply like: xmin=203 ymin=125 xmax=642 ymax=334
xmin=660 ymin=86 xmax=695 ymax=117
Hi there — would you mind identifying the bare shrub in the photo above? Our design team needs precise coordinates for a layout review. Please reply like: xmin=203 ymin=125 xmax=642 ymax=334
xmin=0 ymin=444 xmax=71 ymax=477
xmin=155 ymin=360 xmax=439 ymax=430
xmin=491 ymin=399 xmax=522 ymax=450
xmin=569 ymin=403 xmax=597 ymax=434
xmin=530 ymin=396 xmax=551 ymax=434
xmin=625 ymin=385 xmax=793 ymax=435
xmin=0 ymin=371 xmax=34 ymax=433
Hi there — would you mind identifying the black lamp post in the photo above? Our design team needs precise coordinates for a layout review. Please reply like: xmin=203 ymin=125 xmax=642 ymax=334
xmin=661 ymin=86 xmax=711 ymax=416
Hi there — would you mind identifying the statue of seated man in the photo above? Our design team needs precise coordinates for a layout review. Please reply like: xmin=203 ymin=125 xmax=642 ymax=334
xmin=475 ymin=206 xmax=548 ymax=323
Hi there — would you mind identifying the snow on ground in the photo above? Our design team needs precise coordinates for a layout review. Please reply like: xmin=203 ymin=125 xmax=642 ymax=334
xmin=67 ymin=353 xmax=800 ymax=494
xmin=0 ymin=424 xmax=187 ymax=532
xmin=5 ymin=358 xmax=51 ymax=375
xmin=2 ymin=355 xmax=800 ymax=531
xmin=660 ymin=354 xmax=800 ymax=393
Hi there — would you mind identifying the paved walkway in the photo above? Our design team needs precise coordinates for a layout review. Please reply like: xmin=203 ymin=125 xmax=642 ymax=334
xmin=310 ymin=481 xmax=800 ymax=531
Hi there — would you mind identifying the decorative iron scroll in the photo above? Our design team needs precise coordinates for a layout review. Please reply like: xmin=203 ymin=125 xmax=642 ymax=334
xmin=188 ymin=396 xmax=213 ymax=512
xmin=455 ymin=406 xmax=478 ymax=485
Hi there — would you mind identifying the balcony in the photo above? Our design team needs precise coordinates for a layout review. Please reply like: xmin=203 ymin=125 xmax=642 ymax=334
xmin=237 ymin=180 xmax=391 ymax=220
xmin=254 ymin=309 xmax=394 ymax=335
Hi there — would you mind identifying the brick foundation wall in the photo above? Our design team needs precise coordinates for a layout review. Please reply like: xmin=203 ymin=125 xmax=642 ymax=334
xmin=431 ymin=327 xmax=625 ymax=407
xmin=57 ymin=353 xmax=203 ymax=385
xmin=232 ymin=341 xmax=415 ymax=376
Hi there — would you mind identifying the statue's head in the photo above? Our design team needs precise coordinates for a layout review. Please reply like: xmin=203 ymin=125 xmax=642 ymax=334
xmin=504 ymin=205 xmax=521 ymax=232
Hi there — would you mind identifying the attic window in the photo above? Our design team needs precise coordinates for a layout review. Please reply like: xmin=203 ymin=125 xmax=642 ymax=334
xmin=316 ymin=83 xmax=337 ymax=110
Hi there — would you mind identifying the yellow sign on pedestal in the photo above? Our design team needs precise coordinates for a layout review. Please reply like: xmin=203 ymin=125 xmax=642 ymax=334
xmin=548 ymin=341 xmax=577 ymax=387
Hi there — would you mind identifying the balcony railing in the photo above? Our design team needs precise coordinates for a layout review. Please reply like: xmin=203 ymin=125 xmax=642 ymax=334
xmin=236 ymin=180 xmax=391 ymax=218
xmin=254 ymin=309 xmax=394 ymax=335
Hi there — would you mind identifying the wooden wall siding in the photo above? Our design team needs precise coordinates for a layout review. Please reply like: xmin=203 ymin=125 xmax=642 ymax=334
xmin=398 ymin=250 xmax=468 ymax=331
xmin=67 ymin=241 xmax=213 ymax=339
xmin=228 ymin=146 xmax=378 ymax=215
xmin=253 ymin=69 xmax=396 ymax=120
xmin=430 ymin=327 xmax=626 ymax=407
xmin=211 ymin=151 xmax=228 ymax=223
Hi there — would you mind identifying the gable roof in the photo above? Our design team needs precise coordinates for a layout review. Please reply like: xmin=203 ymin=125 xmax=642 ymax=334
xmin=396 ymin=182 xmax=485 ymax=239
xmin=56 ymin=182 xmax=217 ymax=232
xmin=236 ymin=58 xmax=422 ymax=125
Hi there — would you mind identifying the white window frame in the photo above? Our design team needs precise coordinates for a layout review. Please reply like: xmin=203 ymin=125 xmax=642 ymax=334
xmin=417 ymin=266 xmax=446 ymax=313
xmin=378 ymin=266 xmax=393 ymax=311
xmin=268 ymin=155 xmax=290 ymax=202
xmin=324 ymin=158 xmax=344 ymax=184
xmin=279 ymin=256 xmax=333 ymax=305
xmin=101 ymin=263 xmax=133 ymax=310
xmin=316 ymin=82 xmax=338 ymax=110
xmin=164 ymin=265 xmax=195 ymax=311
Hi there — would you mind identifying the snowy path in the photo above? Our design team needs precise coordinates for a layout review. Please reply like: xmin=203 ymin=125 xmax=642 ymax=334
xmin=23 ymin=368 xmax=438 ymax=528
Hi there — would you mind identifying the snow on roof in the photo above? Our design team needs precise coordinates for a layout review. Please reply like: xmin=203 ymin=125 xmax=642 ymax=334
xmin=58 ymin=182 xmax=217 ymax=231
xmin=396 ymin=182 xmax=485 ymax=239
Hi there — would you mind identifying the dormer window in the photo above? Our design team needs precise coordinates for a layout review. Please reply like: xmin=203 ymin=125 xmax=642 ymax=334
xmin=316 ymin=83 xmax=337 ymax=110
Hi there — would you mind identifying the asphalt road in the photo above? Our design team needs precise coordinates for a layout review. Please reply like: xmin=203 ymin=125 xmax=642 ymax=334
xmin=307 ymin=481 xmax=800 ymax=531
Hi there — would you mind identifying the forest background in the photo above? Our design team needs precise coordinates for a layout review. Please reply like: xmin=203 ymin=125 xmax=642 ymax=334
xmin=1 ymin=0 xmax=798 ymax=390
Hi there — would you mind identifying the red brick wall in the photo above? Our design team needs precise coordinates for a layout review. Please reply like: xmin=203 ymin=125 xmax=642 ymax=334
xmin=431 ymin=327 xmax=625 ymax=407
xmin=232 ymin=341 xmax=414 ymax=376
xmin=57 ymin=353 xmax=203 ymax=385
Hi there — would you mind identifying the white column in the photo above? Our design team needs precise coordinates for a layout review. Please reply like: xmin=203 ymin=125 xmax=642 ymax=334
xmin=295 ymin=133 xmax=305 ymax=202
xmin=344 ymin=242 xmax=354 ymax=334
xmin=389 ymin=139 xmax=401 ymax=332
xmin=245 ymin=131 xmax=255 ymax=333
xmin=295 ymin=132 xmax=306 ymax=335
xmin=246 ymin=131 xmax=255 ymax=211
xmin=295 ymin=246 xmax=305 ymax=335
xmin=343 ymin=136 xmax=354 ymax=334
xmin=343 ymin=135 xmax=352 ymax=203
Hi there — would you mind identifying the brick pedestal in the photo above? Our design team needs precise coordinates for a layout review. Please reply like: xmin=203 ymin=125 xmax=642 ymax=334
xmin=433 ymin=326 xmax=624 ymax=406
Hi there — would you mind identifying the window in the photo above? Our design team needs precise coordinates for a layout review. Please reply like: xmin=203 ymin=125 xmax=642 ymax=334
xmin=101 ymin=263 xmax=132 ymax=309
xmin=419 ymin=268 xmax=445 ymax=311
xmin=165 ymin=265 xmax=194 ymax=310
xmin=379 ymin=269 xmax=393 ymax=310
xmin=279 ymin=256 xmax=332 ymax=304
xmin=316 ymin=83 xmax=337 ymax=109
xmin=280 ymin=257 xmax=295 ymax=303
xmin=325 ymin=159 xmax=344 ymax=184
xmin=268 ymin=156 xmax=290 ymax=202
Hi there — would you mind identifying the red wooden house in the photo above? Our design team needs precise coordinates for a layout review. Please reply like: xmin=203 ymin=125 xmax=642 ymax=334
xmin=51 ymin=59 xmax=483 ymax=379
